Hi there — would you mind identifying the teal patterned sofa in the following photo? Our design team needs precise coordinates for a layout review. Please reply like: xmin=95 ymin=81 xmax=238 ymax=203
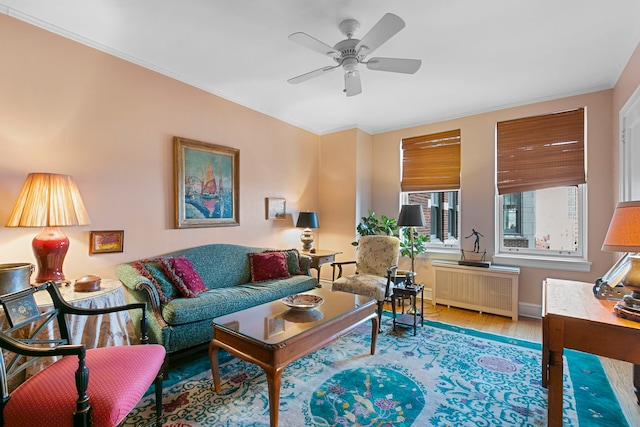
xmin=115 ymin=244 xmax=317 ymax=357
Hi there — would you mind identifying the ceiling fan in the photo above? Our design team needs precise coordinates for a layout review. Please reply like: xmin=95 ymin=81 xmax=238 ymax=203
xmin=287 ymin=13 xmax=422 ymax=97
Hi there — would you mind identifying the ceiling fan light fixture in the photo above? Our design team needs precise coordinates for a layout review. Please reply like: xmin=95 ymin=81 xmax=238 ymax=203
xmin=342 ymin=57 xmax=358 ymax=71
xmin=288 ymin=13 xmax=420 ymax=95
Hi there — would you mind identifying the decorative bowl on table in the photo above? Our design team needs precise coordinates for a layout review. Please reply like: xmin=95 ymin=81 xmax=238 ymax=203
xmin=281 ymin=294 xmax=324 ymax=311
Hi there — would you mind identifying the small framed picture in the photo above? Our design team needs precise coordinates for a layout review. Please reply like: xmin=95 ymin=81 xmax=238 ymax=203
xmin=266 ymin=197 xmax=286 ymax=220
xmin=264 ymin=312 xmax=285 ymax=338
xmin=2 ymin=293 xmax=40 ymax=327
xmin=89 ymin=230 xmax=124 ymax=254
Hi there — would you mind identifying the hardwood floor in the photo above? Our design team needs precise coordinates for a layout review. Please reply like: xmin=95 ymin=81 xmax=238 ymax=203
xmin=415 ymin=301 xmax=640 ymax=426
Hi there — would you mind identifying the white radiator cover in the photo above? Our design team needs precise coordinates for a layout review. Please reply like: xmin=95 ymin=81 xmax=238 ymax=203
xmin=431 ymin=261 xmax=520 ymax=320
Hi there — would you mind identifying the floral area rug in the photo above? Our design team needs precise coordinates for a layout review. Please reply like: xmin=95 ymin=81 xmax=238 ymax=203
xmin=123 ymin=317 xmax=628 ymax=426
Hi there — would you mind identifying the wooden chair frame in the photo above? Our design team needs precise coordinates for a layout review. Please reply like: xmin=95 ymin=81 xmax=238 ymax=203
xmin=0 ymin=281 xmax=164 ymax=427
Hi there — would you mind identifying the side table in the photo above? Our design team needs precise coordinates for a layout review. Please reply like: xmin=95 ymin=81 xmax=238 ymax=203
xmin=301 ymin=249 xmax=342 ymax=282
xmin=392 ymin=283 xmax=424 ymax=336
xmin=28 ymin=278 xmax=137 ymax=374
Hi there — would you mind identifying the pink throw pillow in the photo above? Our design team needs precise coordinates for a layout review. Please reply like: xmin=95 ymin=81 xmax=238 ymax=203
xmin=160 ymin=256 xmax=207 ymax=298
xmin=249 ymin=252 xmax=290 ymax=282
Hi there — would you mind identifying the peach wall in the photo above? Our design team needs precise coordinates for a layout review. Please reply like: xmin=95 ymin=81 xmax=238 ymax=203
xmin=371 ymin=90 xmax=615 ymax=307
xmin=318 ymin=129 xmax=360 ymax=278
xmin=0 ymin=15 xmax=320 ymax=281
xmin=613 ymin=42 xmax=640 ymax=202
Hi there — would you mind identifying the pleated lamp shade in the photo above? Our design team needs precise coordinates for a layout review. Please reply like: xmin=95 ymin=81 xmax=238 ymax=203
xmin=6 ymin=173 xmax=90 ymax=284
xmin=601 ymin=200 xmax=640 ymax=304
xmin=6 ymin=173 xmax=90 ymax=227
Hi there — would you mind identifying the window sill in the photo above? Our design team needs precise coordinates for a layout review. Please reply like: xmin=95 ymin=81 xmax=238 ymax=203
xmin=492 ymin=253 xmax=592 ymax=272
xmin=423 ymin=248 xmax=461 ymax=262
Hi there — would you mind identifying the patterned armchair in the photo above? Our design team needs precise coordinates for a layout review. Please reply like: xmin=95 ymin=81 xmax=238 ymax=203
xmin=0 ymin=281 xmax=166 ymax=427
xmin=331 ymin=235 xmax=400 ymax=330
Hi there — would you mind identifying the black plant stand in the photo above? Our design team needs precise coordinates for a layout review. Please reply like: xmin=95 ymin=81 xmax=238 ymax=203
xmin=392 ymin=283 xmax=424 ymax=336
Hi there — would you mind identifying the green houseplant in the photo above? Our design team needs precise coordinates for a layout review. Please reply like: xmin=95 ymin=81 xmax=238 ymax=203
xmin=352 ymin=210 xmax=398 ymax=244
xmin=352 ymin=210 xmax=429 ymax=257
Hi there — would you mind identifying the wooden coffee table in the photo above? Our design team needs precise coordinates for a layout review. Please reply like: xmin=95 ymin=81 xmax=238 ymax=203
xmin=209 ymin=287 xmax=378 ymax=427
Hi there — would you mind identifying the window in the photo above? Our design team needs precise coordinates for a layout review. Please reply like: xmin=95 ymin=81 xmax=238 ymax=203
xmin=430 ymin=192 xmax=442 ymax=240
xmin=496 ymin=108 xmax=587 ymax=266
xmin=401 ymin=130 xmax=461 ymax=250
xmin=502 ymin=193 xmax=521 ymax=235
xmin=447 ymin=191 xmax=458 ymax=238
xmin=405 ymin=191 xmax=460 ymax=247
xmin=499 ymin=187 xmax=582 ymax=255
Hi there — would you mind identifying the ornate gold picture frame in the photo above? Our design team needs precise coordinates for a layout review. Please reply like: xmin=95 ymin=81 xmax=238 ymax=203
xmin=174 ymin=137 xmax=240 ymax=228
xmin=89 ymin=230 xmax=124 ymax=254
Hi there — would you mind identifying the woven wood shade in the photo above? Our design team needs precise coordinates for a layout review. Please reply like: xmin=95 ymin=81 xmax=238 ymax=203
xmin=401 ymin=129 xmax=461 ymax=192
xmin=496 ymin=108 xmax=585 ymax=195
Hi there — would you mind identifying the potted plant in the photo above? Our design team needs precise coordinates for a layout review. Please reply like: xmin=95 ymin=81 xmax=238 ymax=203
xmin=399 ymin=227 xmax=429 ymax=258
xmin=352 ymin=210 xmax=429 ymax=262
xmin=351 ymin=210 xmax=399 ymax=246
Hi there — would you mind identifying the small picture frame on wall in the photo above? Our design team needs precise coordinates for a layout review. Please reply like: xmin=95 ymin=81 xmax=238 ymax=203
xmin=266 ymin=197 xmax=286 ymax=220
xmin=89 ymin=230 xmax=124 ymax=254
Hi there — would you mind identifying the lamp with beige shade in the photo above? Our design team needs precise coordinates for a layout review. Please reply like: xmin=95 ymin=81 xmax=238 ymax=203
xmin=602 ymin=200 xmax=640 ymax=319
xmin=5 ymin=173 xmax=90 ymax=285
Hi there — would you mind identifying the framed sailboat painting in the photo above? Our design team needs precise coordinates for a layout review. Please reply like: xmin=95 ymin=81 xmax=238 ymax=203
xmin=174 ymin=136 xmax=240 ymax=228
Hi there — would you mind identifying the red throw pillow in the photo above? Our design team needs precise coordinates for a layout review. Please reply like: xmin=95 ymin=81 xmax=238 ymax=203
xmin=132 ymin=258 xmax=180 ymax=303
xmin=249 ymin=252 xmax=291 ymax=282
xmin=160 ymin=256 xmax=207 ymax=298
xmin=263 ymin=249 xmax=303 ymax=275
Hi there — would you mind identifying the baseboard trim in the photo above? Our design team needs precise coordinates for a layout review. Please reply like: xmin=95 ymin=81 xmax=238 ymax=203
xmin=518 ymin=302 xmax=542 ymax=319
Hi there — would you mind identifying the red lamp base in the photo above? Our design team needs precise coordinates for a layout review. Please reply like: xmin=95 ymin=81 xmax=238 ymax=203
xmin=32 ymin=226 xmax=70 ymax=284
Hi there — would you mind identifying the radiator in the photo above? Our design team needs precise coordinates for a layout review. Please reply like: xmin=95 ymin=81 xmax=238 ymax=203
xmin=431 ymin=261 xmax=520 ymax=320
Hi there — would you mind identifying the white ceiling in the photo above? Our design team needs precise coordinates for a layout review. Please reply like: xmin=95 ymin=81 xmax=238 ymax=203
xmin=2 ymin=1 xmax=640 ymax=135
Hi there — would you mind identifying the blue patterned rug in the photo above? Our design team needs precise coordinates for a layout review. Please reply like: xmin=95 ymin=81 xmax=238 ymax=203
xmin=123 ymin=318 xmax=628 ymax=426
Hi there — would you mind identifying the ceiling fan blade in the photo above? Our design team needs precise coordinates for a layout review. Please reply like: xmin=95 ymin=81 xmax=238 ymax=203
xmin=344 ymin=70 xmax=362 ymax=97
xmin=287 ymin=65 xmax=339 ymax=84
xmin=355 ymin=13 xmax=405 ymax=55
xmin=366 ymin=57 xmax=422 ymax=74
xmin=288 ymin=32 xmax=341 ymax=57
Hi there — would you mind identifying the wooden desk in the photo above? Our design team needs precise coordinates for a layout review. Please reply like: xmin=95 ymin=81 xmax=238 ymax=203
xmin=301 ymin=249 xmax=342 ymax=281
xmin=542 ymin=278 xmax=640 ymax=426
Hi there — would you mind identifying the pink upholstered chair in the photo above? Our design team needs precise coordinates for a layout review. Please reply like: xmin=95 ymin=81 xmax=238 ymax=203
xmin=0 ymin=281 xmax=166 ymax=427
xmin=331 ymin=235 xmax=400 ymax=330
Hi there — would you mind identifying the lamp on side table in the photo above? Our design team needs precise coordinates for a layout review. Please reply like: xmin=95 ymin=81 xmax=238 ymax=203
xmin=296 ymin=212 xmax=319 ymax=252
xmin=602 ymin=200 xmax=640 ymax=319
xmin=5 ymin=173 xmax=91 ymax=285
xmin=397 ymin=204 xmax=425 ymax=287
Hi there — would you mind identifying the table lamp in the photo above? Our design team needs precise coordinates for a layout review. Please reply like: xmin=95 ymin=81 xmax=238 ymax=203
xmin=398 ymin=204 xmax=425 ymax=287
xmin=5 ymin=173 xmax=90 ymax=284
xmin=601 ymin=200 xmax=640 ymax=318
xmin=296 ymin=212 xmax=319 ymax=251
